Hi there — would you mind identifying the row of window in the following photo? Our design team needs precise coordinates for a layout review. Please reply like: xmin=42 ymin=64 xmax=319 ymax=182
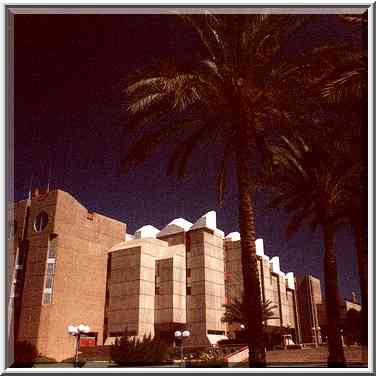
xmin=10 ymin=244 xmax=26 ymax=298
xmin=43 ymin=237 xmax=57 ymax=305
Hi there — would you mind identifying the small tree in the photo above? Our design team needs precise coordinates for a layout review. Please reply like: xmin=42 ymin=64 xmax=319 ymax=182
xmin=221 ymin=297 xmax=279 ymax=328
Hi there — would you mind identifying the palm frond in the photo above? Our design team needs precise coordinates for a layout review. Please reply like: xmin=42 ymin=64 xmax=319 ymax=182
xmin=120 ymin=126 xmax=181 ymax=174
xmin=126 ymin=77 xmax=166 ymax=95
xmin=169 ymin=123 xmax=209 ymax=178
xmin=221 ymin=295 xmax=279 ymax=327
xmin=127 ymin=93 xmax=166 ymax=115
xmin=216 ymin=141 xmax=234 ymax=208
xmin=321 ymin=69 xmax=365 ymax=103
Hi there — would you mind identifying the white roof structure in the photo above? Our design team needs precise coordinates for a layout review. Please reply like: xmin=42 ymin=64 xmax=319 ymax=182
xmin=191 ymin=211 xmax=216 ymax=231
xmin=134 ymin=225 xmax=160 ymax=239
xmin=225 ymin=232 xmax=241 ymax=241
xmin=125 ymin=233 xmax=135 ymax=241
xmin=255 ymin=238 xmax=264 ymax=256
xmin=226 ymin=235 xmax=269 ymax=259
xmin=225 ymin=233 xmax=294 ymax=287
xmin=157 ymin=218 xmax=193 ymax=237
xmin=191 ymin=211 xmax=224 ymax=237
xmin=269 ymin=256 xmax=281 ymax=274
xmin=286 ymin=272 xmax=295 ymax=289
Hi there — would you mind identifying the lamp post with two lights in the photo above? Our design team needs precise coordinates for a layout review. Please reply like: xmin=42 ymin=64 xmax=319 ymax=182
xmin=174 ymin=330 xmax=190 ymax=367
xmin=67 ymin=324 xmax=90 ymax=367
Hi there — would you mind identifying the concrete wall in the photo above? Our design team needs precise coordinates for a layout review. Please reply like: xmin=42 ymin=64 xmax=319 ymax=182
xmin=15 ymin=189 xmax=126 ymax=361
xmin=224 ymin=238 xmax=298 ymax=336
xmin=186 ymin=228 xmax=226 ymax=346
xmin=107 ymin=237 xmax=186 ymax=340
xmin=295 ymin=275 xmax=322 ymax=343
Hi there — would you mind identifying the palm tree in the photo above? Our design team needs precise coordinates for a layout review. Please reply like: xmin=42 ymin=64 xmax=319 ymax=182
xmin=122 ymin=14 xmax=319 ymax=366
xmin=348 ymin=189 xmax=368 ymax=346
xmin=221 ymin=297 xmax=279 ymax=327
xmin=334 ymin=121 xmax=367 ymax=346
xmin=318 ymin=15 xmax=368 ymax=343
xmin=320 ymin=13 xmax=367 ymax=104
xmin=321 ymin=49 xmax=366 ymax=104
xmin=264 ymin=133 xmax=351 ymax=366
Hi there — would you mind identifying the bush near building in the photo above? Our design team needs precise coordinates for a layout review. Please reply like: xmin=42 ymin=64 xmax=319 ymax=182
xmin=344 ymin=309 xmax=362 ymax=345
xmin=13 ymin=341 xmax=40 ymax=367
xmin=110 ymin=333 xmax=171 ymax=366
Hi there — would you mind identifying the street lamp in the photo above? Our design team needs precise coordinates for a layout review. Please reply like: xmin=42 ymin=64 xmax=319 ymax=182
xmin=340 ymin=328 xmax=345 ymax=346
xmin=174 ymin=330 xmax=190 ymax=367
xmin=68 ymin=324 xmax=90 ymax=367
xmin=317 ymin=326 xmax=321 ymax=345
xmin=312 ymin=327 xmax=318 ymax=348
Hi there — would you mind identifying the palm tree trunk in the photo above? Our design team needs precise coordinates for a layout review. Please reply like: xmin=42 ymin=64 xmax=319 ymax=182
xmin=323 ymin=224 xmax=346 ymax=367
xmin=354 ymin=223 xmax=368 ymax=345
xmin=236 ymin=146 xmax=265 ymax=367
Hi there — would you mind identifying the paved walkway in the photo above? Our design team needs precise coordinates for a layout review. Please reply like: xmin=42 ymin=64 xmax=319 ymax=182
xmin=31 ymin=346 xmax=368 ymax=368
xmin=265 ymin=345 xmax=367 ymax=366
xmin=230 ymin=345 xmax=368 ymax=368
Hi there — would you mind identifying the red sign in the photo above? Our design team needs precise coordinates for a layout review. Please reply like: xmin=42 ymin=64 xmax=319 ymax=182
xmin=80 ymin=337 xmax=96 ymax=347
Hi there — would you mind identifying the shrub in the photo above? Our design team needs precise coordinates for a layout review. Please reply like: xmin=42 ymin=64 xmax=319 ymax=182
xmin=111 ymin=333 xmax=170 ymax=366
xmin=13 ymin=341 xmax=40 ymax=367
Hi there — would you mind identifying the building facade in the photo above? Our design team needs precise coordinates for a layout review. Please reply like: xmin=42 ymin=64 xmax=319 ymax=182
xmin=9 ymin=189 xmax=302 ymax=362
xmin=295 ymin=275 xmax=323 ymax=345
xmin=9 ymin=189 xmax=126 ymax=361
xmin=317 ymin=296 xmax=362 ymax=343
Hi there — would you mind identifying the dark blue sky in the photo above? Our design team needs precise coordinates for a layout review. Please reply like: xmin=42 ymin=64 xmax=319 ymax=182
xmin=13 ymin=13 xmax=366 ymax=302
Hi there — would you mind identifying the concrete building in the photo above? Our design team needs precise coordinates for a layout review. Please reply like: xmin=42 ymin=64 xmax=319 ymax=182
xmin=9 ymin=189 xmax=126 ymax=361
xmin=9 ymin=189 xmax=301 ymax=362
xmin=295 ymin=275 xmax=363 ymax=346
xmin=295 ymin=275 xmax=323 ymax=345
xmin=317 ymin=295 xmax=362 ymax=343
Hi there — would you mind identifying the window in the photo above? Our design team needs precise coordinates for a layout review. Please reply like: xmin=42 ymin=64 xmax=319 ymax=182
xmin=271 ymin=274 xmax=280 ymax=311
xmin=45 ymin=276 xmax=53 ymax=289
xmin=43 ymin=293 xmax=52 ymax=305
xmin=155 ymin=268 xmax=160 ymax=295
xmin=207 ymin=330 xmax=225 ymax=335
xmin=15 ymin=251 xmax=23 ymax=269
xmin=34 ymin=211 xmax=48 ymax=232
xmin=286 ymin=290 xmax=296 ymax=328
xmin=48 ymin=241 xmax=56 ymax=259
xmin=46 ymin=263 xmax=55 ymax=275
xmin=43 ymin=238 xmax=56 ymax=305
xmin=187 ymin=269 xmax=191 ymax=278
xmin=187 ymin=286 xmax=191 ymax=295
